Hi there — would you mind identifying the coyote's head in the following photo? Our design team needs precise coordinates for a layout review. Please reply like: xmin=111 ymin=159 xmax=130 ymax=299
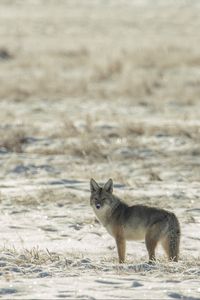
xmin=90 ymin=178 xmax=114 ymax=212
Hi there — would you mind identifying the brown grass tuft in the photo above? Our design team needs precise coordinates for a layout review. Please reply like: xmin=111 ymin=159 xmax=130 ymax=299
xmin=0 ymin=127 xmax=27 ymax=153
xmin=93 ymin=58 xmax=123 ymax=81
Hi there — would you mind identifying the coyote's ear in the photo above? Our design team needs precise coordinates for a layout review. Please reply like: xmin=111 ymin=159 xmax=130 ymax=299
xmin=90 ymin=178 xmax=100 ymax=193
xmin=104 ymin=178 xmax=113 ymax=193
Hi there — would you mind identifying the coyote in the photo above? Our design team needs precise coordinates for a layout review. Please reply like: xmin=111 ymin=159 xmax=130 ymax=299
xmin=90 ymin=178 xmax=180 ymax=263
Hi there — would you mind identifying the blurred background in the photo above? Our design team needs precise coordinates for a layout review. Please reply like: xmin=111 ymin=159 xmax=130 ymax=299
xmin=0 ymin=0 xmax=200 ymax=184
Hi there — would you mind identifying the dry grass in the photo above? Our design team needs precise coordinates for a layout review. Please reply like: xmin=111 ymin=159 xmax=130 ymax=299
xmin=1 ymin=246 xmax=60 ymax=266
xmin=1 ymin=45 xmax=200 ymax=103
xmin=92 ymin=58 xmax=123 ymax=81
xmin=0 ymin=6 xmax=200 ymax=104
xmin=0 ymin=188 xmax=87 ymax=207
xmin=2 ymin=116 xmax=198 ymax=170
xmin=1 ymin=118 xmax=199 ymax=155
xmin=123 ymin=121 xmax=200 ymax=138
xmin=1 ymin=246 xmax=199 ymax=280
xmin=0 ymin=126 xmax=27 ymax=153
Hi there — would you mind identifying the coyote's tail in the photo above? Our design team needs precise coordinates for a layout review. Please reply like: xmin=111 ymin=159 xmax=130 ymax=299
xmin=167 ymin=213 xmax=181 ymax=261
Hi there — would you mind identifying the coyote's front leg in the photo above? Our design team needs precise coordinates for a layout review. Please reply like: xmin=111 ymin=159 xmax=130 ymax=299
xmin=114 ymin=226 xmax=126 ymax=263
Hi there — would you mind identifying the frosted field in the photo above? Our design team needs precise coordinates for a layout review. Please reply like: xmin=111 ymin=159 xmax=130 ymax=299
xmin=0 ymin=0 xmax=200 ymax=299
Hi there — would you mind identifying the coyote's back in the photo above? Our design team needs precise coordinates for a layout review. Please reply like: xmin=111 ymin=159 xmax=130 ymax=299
xmin=90 ymin=178 xmax=180 ymax=263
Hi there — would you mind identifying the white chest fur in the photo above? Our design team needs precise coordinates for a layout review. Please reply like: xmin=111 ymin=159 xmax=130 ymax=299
xmin=93 ymin=204 xmax=111 ymax=227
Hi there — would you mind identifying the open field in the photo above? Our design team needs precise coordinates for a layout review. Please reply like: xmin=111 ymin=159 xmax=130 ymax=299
xmin=0 ymin=0 xmax=200 ymax=299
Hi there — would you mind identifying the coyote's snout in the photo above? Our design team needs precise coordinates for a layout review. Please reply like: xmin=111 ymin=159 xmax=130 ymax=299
xmin=90 ymin=178 xmax=180 ymax=263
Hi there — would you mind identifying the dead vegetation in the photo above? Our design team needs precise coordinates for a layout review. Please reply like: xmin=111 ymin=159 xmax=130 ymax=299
xmin=1 ymin=246 xmax=60 ymax=267
xmin=1 ymin=44 xmax=200 ymax=102
xmin=26 ymin=118 xmax=200 ymax=164
xmin=1 ymin=246 xmax=200 ymax=281
xmin=0 ymin=127 xmax=27 ymax=153
xmin=1 ymin=117 xmax=200 ymax=168
xmin=0 ymin=188 xmax=86 ymax=207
